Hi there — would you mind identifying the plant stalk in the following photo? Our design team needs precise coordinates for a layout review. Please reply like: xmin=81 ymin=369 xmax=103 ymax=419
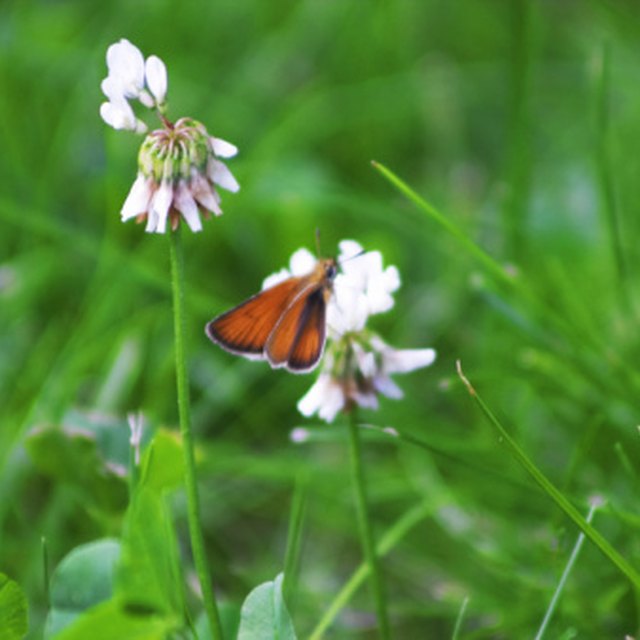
xmin=169 ymin=228 xmax=224 ymax=640
xmin=347 ymin=409 xmax=391 ymax=639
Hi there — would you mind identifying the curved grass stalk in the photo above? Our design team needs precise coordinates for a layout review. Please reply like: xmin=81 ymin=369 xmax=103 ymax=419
xmin=456 ymin=360 xmax=640 ymax=590
xmin=310 ymin=500 xmax=434 ymax=639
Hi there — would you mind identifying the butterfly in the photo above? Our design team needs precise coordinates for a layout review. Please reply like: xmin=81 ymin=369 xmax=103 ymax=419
xmin=205 ymin=257 xmax=338 ymax=373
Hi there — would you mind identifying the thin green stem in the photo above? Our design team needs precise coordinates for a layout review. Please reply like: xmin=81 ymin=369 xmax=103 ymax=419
xmin=169 ymin=228 xmax=224 ymax=640
xmin=310 ymin=500 xmax=432 ymax=639
xmin=346 ymin=409 xmax=391 ymax=639
xmin=456 ymin=360 xmax=640 ymax=589
xmin=534 ymin=501 xmax=599 ymax=640
xmin=42 ymin=536 xmax=50 ymax=611
xmin=594 ymin=40 xmax=628 ymax=297
xmin=451 ymin=596 xmax=469 ymax=640
xmin=282 ymin=469 xmax=309 ymax=604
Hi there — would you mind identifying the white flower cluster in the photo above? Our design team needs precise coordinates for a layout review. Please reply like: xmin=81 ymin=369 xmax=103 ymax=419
xmin=100 ymin=39 xmax=167 ymax=133
xmin=263 ymin=241 xmax=436 ymax=423
xmin=100 ymin=39 xmax=239 ymax=233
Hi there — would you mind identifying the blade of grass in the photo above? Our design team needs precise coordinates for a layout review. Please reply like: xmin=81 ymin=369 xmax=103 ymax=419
xmin=503 ymin=0 xmax=533 ymax=259
xmin=371 ymin=160 xmax=513 ymax=287
xmin=456 ymin=360 xmax=640 ymax=589
xmin=309 ymin=500 xmax=434 ymax=640
xmin=534 ymin=499 xmax=600 ymax=640
xmin=282 ymin=470 xmax=309 ymax=605
xmin=369 ymin=160 xmax=634 ymax=374
xmin=594 ymin=40 xmax=628 ymax=297
xmin=451 ymin=596 xmax=469 ymax=640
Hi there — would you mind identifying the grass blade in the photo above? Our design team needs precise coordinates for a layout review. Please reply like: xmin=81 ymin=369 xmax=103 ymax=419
xmin=456 ymin=360 xmax=640 ymax=589
xmin=534 ymin=500 xmax=600 ymax=640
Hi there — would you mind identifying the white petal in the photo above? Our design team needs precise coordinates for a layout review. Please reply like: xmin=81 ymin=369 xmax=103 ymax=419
xmin=121 ymin=174 xmax=152 ymax=220
xmin=365 ymin=284 xmax=394 ymax=315
xmin=100 ymin=99 xmax=146 ymax=132
xmin=338 ymin=239 xmax=364 ymax=262
xmin=380 ymin=344 xmax=437 ymax=374
xmin=145 ymin=55 xmax=167 ymax=104
xmin=297 ymin=376 xmax=328 ymax=416
xmin=148 ymin=180 xmax=173 ymax=234
xmin=175 ymin=181 xmax=202 ymax=232
xmin=262 ymin=247 xmax=316 ymax=291
xmin=318 ymin=386 xmax=346 ymax=422
xmin=373 ymin=375 xmax=404 ymax=399
xmin=190 ymin=172 xmax=222 ymax=216
xmin=101 ymin=76 xmax=125 ymax=101
xmin=289 ymin=248 xmax=316 ymax=276
xmin=137 ymin=89 xmax=155 ymax=109
xmin=342 ymin=250 xmax=380 ymax=287
xmin=352 ymin=343 xmax=376 ymax=377
xmin=145 ymin=208 xmax=159 ymax=233
xmin=298 ymin=375 xmax=345 ymax=423
xmin=353 ymin=391 xmax=379 ymax=410
xmin=262 ymin=268 xmax=291 ymax=290
xmin=208 ymin=159 xmax=240 ymax=193
xmin=211 ymin=137 xmax=238 ymax=158
xmin=328 ymin=277 xmax=368 ymax=334
xmin=382 ymin=265 xmax=401 ymax=293
xmin=106 ymin=39 xmax=145 ymax=99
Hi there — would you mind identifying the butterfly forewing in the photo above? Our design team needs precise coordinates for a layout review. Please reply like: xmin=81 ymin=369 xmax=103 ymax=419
xmin=265 ymin=284 xmax=327 ymax=372
xmin=206 ymin=277 xmax=306 ymax=357
xmin=206 ymin=256 xmax=338 ymax=372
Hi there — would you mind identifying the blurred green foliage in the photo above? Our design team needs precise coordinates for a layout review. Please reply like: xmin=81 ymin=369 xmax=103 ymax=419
xmin=2 ymin=0 xmax=640 ymax=637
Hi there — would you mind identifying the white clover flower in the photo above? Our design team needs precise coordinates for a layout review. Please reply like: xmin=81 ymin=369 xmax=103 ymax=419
xmin=120 ymin=118 xmax=240 ymax=233
xmin=297 ymin=332 xmax=436 ymax=423
xmin=100 ymin=39 xmax=164 ymax=124
xmin=288 ymin=240 xmax=436 ymax=423
xmin=100 ymin=39 xmax=240 ymax=233
xmin=327 ymin=240 xmax=401 ymax=335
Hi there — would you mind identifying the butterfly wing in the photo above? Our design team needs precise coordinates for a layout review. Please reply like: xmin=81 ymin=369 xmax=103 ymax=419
xmin=205 ymin=277 xmax=306 ymax=359
xmin=266 ymin=284 xmax=328 ymax=372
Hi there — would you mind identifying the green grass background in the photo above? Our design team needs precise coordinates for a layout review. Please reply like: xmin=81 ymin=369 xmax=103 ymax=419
xmin=2 ymin=0 xmax=640 ymax=637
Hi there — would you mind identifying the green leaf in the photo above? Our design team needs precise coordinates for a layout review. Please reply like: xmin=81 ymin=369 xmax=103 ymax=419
xmin=50 ymin=598 xmax=179 ymax=640
xmin=238 ymin=574 xmax=297 ymax=640
xmin=0 ymin=573 xmax=28 ymax=640
xmin=44 ymin=539 xmax=120 ymax=638
xmin=25 ymin=420 xmax=128 ymax=512
xmin=115 ymin=487 xmax=184 ymax=616
xmin=139 ymin=429 xmax=184 ymax=492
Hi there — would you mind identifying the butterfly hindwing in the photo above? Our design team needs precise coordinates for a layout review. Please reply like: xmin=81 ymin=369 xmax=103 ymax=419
xmin=266 ymin=284 xmax=327 ymax=372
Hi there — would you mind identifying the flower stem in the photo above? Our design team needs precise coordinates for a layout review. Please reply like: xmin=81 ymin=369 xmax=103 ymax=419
xmin=169 ymin=228 xmax=224 ymax=640
xmin=346 ymin=409 xmax=391 ymax=639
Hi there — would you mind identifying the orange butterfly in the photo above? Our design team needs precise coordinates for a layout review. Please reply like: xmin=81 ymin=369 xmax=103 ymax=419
xmin=205 ymin=257 xmax=337 ymax=373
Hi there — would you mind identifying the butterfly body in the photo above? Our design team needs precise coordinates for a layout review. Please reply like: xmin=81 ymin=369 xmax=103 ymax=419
xmin=206 ymin=258 xmax=337 ymax=373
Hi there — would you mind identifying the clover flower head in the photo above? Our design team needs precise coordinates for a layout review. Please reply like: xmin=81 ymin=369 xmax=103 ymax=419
xmin=272 ymin=240 xmax=437 ymax=423
xmin=327 ymin=240 xmax=401 ymax=335
xmin=120 ymin=118 xmax=239 ymax=233
xmin=297 ymin=331 xmax=436 ymax=423
xmin=100 ymin=39 xmax=239 ymax=233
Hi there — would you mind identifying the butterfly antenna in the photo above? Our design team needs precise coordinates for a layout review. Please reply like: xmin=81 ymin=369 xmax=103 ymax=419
xmin=338 ymin=247 xmax=365 ymax=266
xmin=315 ymin=228 xmax=322 ymax=257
